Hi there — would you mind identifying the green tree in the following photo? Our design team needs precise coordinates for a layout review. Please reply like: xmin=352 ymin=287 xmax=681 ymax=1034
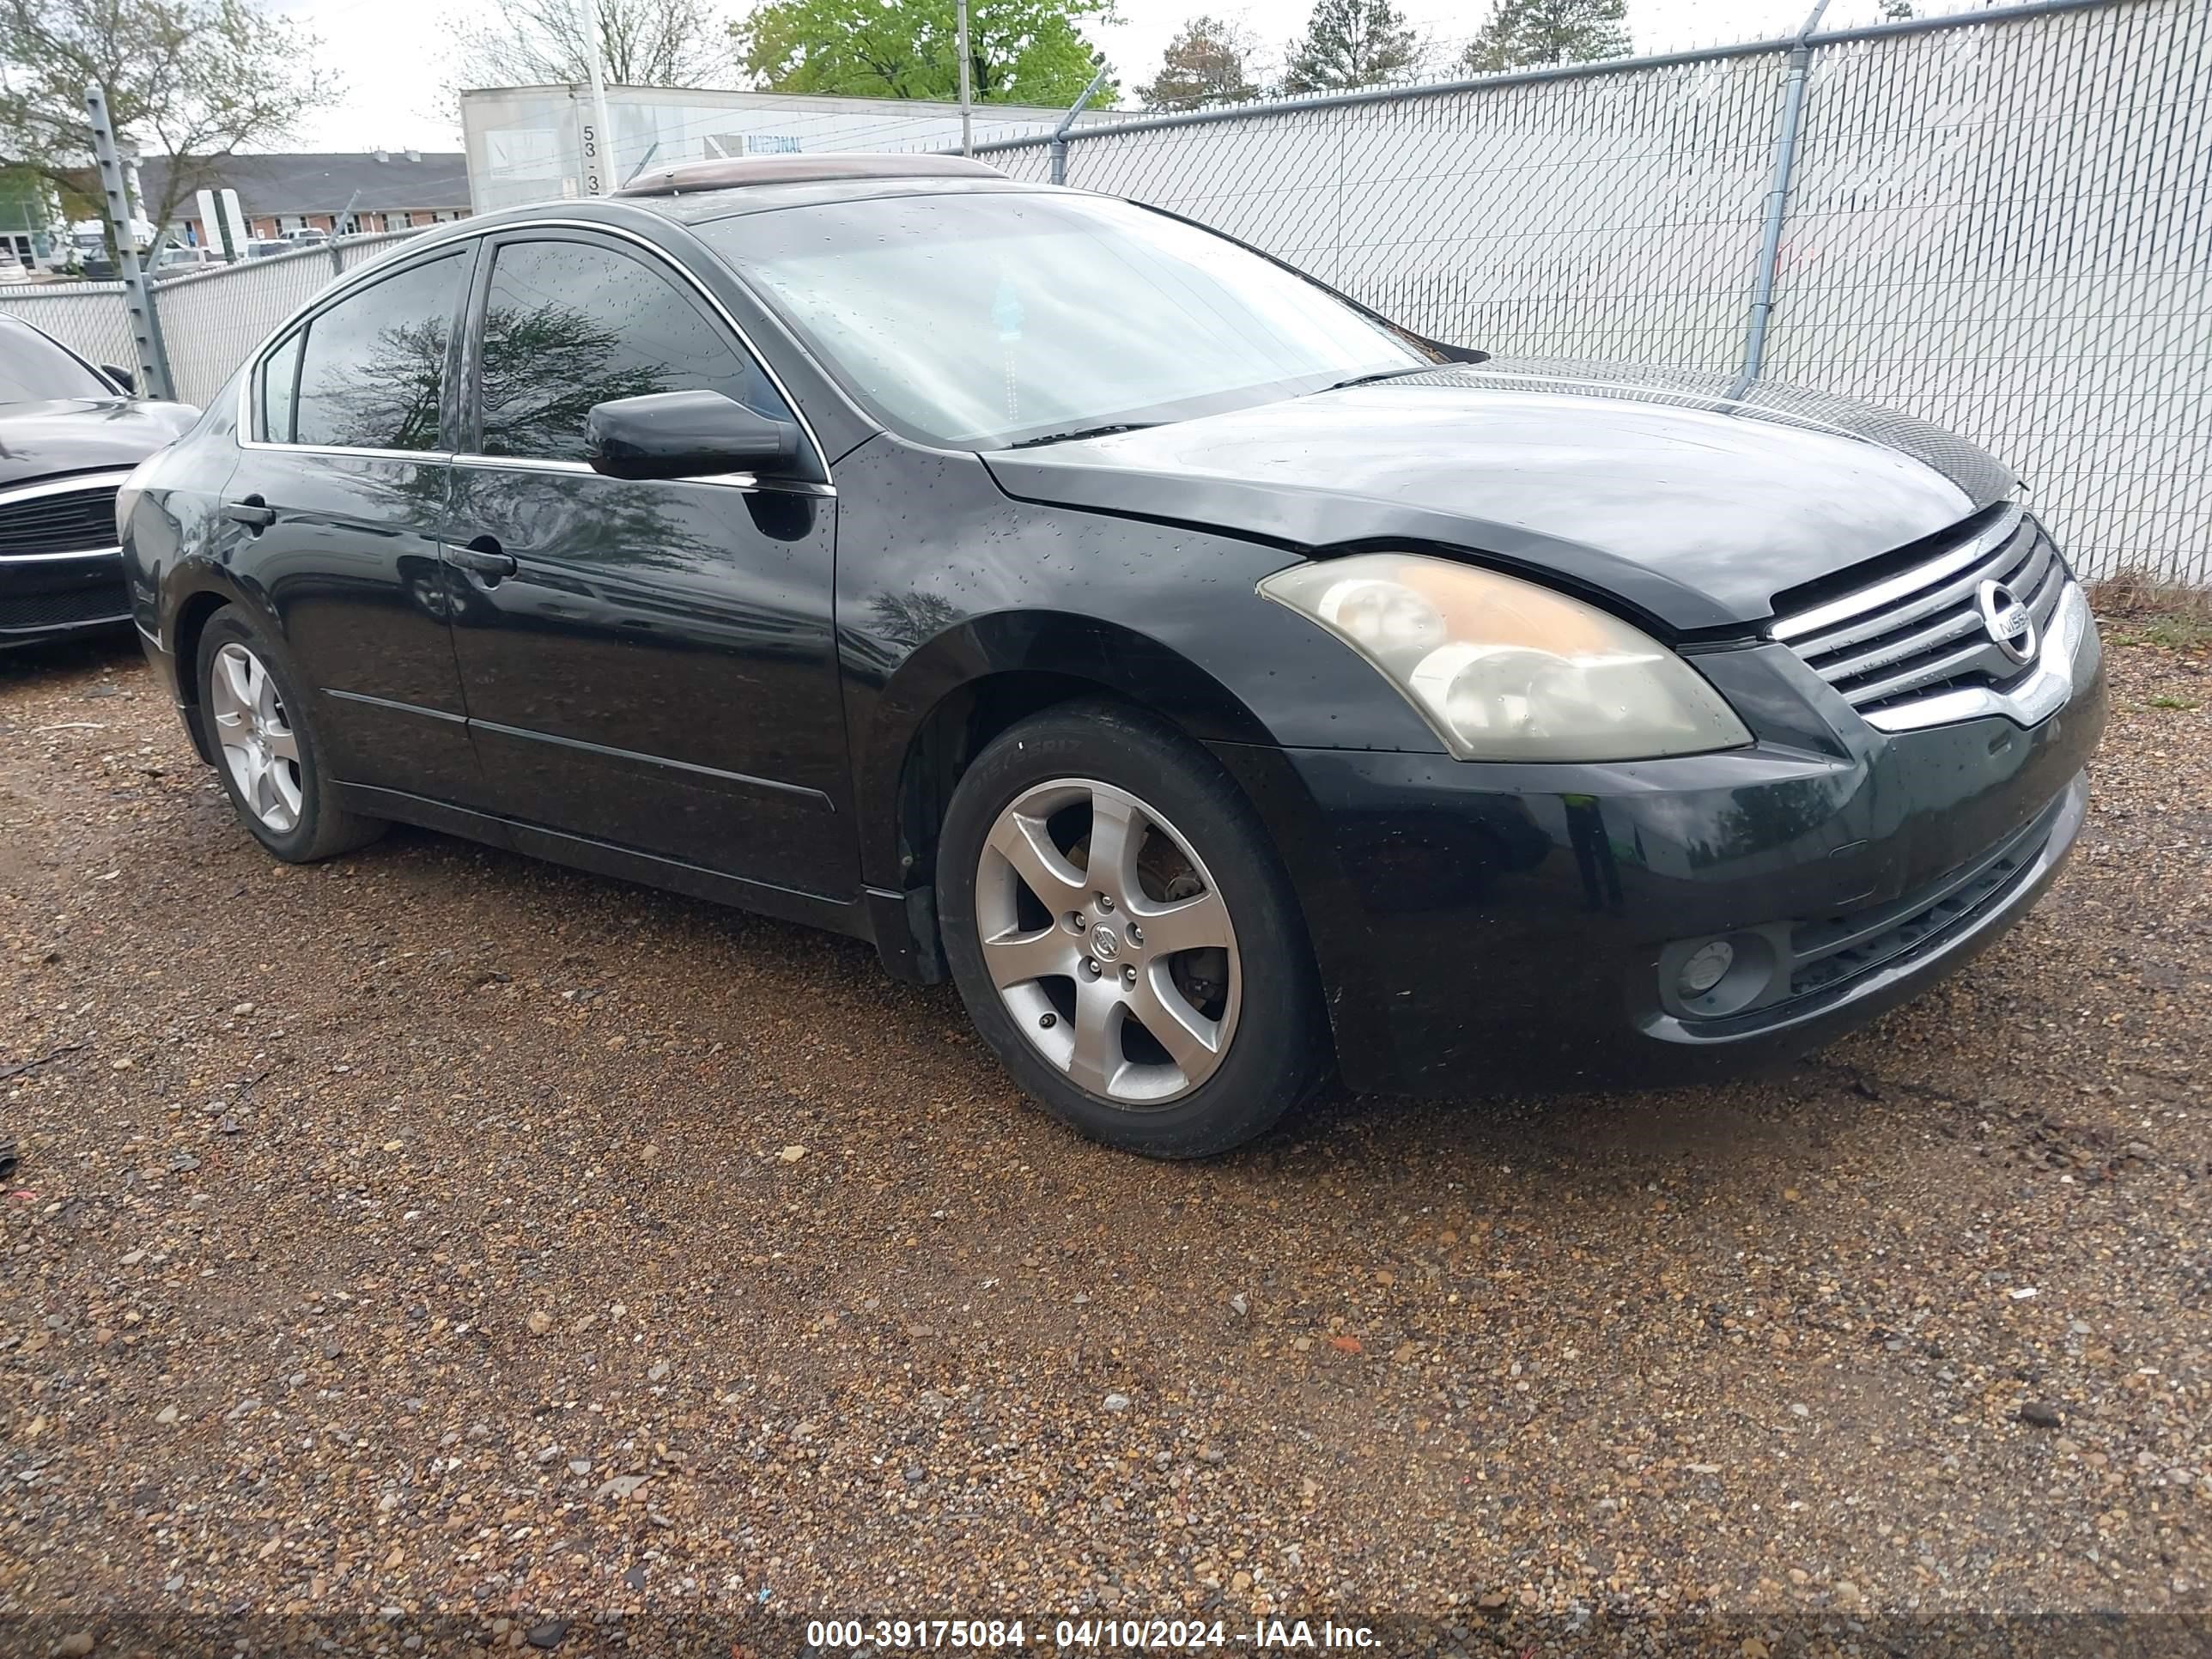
xmin=1280 ymin=0 xmax=1421 ymax=94
xmin=1460 ymin=0 xmax=1628 ymax=74
xmin=736 ymin=0 xmax=1115 ymax=106
xmin=1136 ymin=15 xmax=1262 ymax=111
xmin=0 ymin=0 xmax=332 ymax=255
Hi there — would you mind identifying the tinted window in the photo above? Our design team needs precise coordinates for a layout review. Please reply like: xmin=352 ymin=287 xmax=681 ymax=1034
xmin=258 ymin=330 xmax=302 ymax=442
xmin=0 ymin=321 xmax=114 ymax=403
xmin=293 ymin=253 xmax=466 ymax=451
xmin=477 ymin=239 xmax=791 ymax=462
xmin=696 ymin=192 xmax=1427 ymax=449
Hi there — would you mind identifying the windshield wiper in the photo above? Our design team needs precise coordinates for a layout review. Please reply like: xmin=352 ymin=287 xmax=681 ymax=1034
xmin=1004 ymin=422 xmax=1162 ymax=449
xmin=1313 ymin=365 xmax=1446 ymax=395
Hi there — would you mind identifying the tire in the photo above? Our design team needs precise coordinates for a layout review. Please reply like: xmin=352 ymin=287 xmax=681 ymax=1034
xmin=194 ymin=605 xmax=387 ymax=863
xmin=937 ymin=700 xmax=1329 ymax=1158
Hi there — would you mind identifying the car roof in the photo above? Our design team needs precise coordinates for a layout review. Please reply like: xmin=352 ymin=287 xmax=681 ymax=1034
xmin=641 ymin=171 xmax=1054 ymax=224
xmin=614 ymin=153 xmax=1003 ymax=198
xmin=297 ymin=162 xmax=1068 ymax=296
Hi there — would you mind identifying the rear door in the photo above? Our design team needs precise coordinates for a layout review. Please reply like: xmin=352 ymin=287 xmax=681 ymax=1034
xmin=443 ymin=228 xmax=854 ymax=898
xmin=225 ymin=242 xmax=487 ymax=808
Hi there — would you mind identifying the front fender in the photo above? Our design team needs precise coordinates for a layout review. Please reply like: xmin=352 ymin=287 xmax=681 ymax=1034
xmin=857 ymin=609 xmax=1279 ymax=886
xmin=833 ymin=435 xmax=1446 ymax=892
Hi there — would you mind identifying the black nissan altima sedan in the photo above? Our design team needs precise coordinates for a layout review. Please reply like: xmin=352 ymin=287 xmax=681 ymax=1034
xmin=119 ymin=154 xmax=2106 ymax=1157
xmin=3 ymin=314 xmax=195 ymax=647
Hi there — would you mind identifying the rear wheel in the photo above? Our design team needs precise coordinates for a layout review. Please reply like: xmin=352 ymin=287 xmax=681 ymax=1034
xmin=195 ymin=607 xmax=386 ymax=862
xmin=937 ymin=702 xmax=1328 ymax=1158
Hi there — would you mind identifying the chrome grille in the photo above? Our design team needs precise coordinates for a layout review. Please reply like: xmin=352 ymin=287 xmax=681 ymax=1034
xmin=1772 ymin=507 xmax=2071 ymax=724
xmin=0 ymin=471 xmax=131 ymax=559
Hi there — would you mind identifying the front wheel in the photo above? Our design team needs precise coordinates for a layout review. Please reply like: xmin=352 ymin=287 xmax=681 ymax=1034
xmin=936 ymin=702 xmax=1329 ymax=1158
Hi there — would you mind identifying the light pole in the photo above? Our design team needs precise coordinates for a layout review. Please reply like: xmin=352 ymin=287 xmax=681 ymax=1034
xmin=580 ymin=0 xmax=617 ymax=192
xmin=956 ymin=0 xmax=973 ymax=156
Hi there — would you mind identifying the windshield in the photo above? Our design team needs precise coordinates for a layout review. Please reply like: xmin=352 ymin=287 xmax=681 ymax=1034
xmin=699 ymin=191 xmax=1430 ymax=449
xmin=0 ymin=325 xmax=112 ymax=403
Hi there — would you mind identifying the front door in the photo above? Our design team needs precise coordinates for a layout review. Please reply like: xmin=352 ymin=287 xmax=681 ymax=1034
xmin=443 ymin=230 xmax=854 ymax=899
xmin=225 ymin=244 xmax=487 ymax=808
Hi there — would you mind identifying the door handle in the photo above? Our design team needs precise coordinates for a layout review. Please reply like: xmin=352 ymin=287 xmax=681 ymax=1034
xmin=224 ymin=495 xmax=275 ymax=530
xmin=451 ymin=538 xmax=517 ymax=581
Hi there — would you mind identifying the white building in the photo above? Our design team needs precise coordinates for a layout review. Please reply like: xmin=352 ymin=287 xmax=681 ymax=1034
xmin=460 ymin=85 xmax=1114 ymax=213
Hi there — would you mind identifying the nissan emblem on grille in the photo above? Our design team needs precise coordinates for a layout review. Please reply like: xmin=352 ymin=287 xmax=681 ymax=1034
xmin=1977 ymin=579 xmax=2039 ymax=665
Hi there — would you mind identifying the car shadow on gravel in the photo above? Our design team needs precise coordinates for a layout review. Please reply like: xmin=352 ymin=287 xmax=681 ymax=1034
xmin=312 ymin=805 xmax=1891 ymax=1208
xmin=0 ymin=630 xmax=141 ymax=688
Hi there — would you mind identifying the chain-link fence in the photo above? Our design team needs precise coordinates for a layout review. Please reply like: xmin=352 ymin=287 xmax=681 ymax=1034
xmin=979 ymin=0 xmax=2209 ymax=586
xmin=149 ymin=231 xmax=425 ymax=404
xmin=1 ymin=0 xmax=2203 ymax=584
xmin=0 ymin=279 xmax=139 ymax=379
xmin=0 ymin=229 xmax=425 ymax=409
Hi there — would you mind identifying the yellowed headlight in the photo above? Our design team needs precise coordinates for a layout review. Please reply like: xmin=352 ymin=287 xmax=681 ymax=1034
xmin=1259 ymin=553 xmax=1752 ymax=762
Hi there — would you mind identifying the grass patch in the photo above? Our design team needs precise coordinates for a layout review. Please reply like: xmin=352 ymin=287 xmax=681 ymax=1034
xmin=2146 ymin=694 xmax=2201 ymax=711
xmin=2089 ymin=569 xmax=2212 ymax=653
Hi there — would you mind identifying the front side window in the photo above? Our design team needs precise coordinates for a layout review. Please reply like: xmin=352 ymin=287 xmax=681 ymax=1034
xmin=475 ymin=238 xmax=793 ymax=463
xmin=292 ymin=252 xmax=467 ymax=451
xmin=696 ymin=191 xmax=1431 ymax=449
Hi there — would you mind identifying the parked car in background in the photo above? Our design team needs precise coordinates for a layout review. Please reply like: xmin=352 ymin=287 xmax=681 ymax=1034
xmin=246 ymin=239 xmax=295 ymax=259
xmin=0 ymin=245 xmax=24 ymax=283
xmin=120 ymin=156 xmax=2105 ymax=1156
xmin=281 ymin=227 xmax=331 ymax=244
xmin=2 ymin=316 xmax=196 ymax=648
xmin=151 ymin=245 xmax=219 ymax=279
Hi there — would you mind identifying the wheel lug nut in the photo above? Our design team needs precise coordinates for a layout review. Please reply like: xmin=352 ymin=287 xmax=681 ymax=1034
xmin=1121 ymin=964 xmax=1137 ymax=987
xmin=1081 ymin=958 xmax=1101 ymax=979
xmin=1097 ymin=893 xmax=1115 ymax=911
xmin=1127 ymin=925 xmax=1143 ymax=946
xmin=1071 ymin=913 xmax=1086 ymax=930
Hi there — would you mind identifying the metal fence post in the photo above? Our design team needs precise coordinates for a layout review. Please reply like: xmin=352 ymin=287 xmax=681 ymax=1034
xmin=84 ymin=85 xmax=175 ymax=401
xmin=1050 ymin=61 xmax=1115 ymax=185
xmin=1729 ymin=0 xmax=1831 ymax=400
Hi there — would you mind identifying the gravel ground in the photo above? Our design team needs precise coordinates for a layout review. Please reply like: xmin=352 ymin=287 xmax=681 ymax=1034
xmin=1 ymin=618 xmax=2207 ymax=1651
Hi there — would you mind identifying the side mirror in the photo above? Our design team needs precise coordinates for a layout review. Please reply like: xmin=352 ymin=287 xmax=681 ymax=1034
xmin=101 ymin=365 xmax=137 ymax=395
xmin=585 ymin=389 xmax=801 ymax=482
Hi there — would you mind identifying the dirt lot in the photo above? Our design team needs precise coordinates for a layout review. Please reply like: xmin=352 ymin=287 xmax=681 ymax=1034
xmin=1 ymin=617 xmax=2208 ymax=1651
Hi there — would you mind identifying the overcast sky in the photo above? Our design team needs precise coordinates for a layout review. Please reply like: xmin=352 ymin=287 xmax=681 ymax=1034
xmin=281 ymin=0 xmax=1964 ymax=154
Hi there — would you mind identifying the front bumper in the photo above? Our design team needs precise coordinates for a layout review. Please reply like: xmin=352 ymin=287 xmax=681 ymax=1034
xmin=1212 ymin=587 xmax=2106 ymax=1095
xmin=1 ymin=549 xmax=131 ymax=648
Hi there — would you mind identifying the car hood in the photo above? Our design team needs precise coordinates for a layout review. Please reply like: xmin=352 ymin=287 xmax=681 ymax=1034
xmin=0 ymin=398 xmax=198 ymax=490
xmin=981 ymin=360 xmax=2017 ymax=634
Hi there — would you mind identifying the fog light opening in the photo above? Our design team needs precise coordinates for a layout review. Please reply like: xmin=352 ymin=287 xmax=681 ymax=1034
xmin=1659 ymin=928 xmax=1784 ymax=1020
xmin=1678 ymin=939 xmax=1735 ymax=997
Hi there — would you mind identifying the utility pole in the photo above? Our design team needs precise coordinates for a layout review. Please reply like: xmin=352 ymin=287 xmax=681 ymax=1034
xmin=83 ymin=85 xmax=173 ymax=401
xmin=956 ymin=0 xmax=974 ymax=156
xmin=580 ymin=0 xmax=616 ymax=192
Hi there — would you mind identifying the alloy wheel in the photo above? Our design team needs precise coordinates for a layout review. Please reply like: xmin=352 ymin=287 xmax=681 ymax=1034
xmin=975 ymin=778 xmax=1241 ymax=1106
xmin=209 ymin=641 xmax=303 ymax=833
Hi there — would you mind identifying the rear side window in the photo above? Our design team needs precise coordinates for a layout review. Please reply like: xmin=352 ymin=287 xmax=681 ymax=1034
xmin=292 ymin=252 xmax=467 ymax=452
xmin=258 ymin=330 xmax=302 ymax=442
xmin=475 ymin=238 xmax=792 ymax=462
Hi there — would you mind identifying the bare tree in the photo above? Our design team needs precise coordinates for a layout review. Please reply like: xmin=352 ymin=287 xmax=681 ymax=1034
xmin=0 ymin=0 xmax=334 ymax=253
xmin=443 ymin=0 xmax=736 ymax=92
